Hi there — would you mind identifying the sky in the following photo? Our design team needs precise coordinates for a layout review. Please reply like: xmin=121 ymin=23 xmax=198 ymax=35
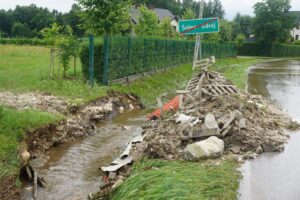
xmin=0 ymin=0 xmax=300 ymax=20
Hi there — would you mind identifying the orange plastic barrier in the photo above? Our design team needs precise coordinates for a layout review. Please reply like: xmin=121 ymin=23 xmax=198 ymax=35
xmin=148 ymin=96 xmax=180 ymax=120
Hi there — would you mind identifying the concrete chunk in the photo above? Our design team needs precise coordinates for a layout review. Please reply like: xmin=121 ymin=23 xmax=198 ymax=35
xmin=184 ymin=136 xmax=224 ymax=161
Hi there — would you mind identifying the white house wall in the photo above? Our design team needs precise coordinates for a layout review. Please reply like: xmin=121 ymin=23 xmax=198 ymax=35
xmin=291 ymin=23 xmax=300 ymax=41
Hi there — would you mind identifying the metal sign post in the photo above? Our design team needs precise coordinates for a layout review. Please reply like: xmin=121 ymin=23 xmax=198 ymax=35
xmin=194 ymin=0 xmax=204 ymax=70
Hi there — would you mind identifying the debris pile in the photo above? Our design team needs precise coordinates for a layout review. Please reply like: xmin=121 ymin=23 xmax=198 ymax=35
xmin=91 ymin=59 xmax=300 ymax=199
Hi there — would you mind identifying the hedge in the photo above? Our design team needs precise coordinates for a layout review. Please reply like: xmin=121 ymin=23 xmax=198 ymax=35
xmin=80 ymin=36 xmax=237 ymax=84
xmin=0 ymin=38 xmax=46 ymax=46
xmin=238 ymin=43 xmax=300 ymax=57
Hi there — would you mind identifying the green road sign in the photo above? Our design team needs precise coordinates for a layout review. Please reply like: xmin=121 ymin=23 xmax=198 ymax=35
xmin=179 ymin=18 xmax=219 ymax=35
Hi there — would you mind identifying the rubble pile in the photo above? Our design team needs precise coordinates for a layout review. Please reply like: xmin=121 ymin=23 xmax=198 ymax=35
xmin=133 ymin=70 xmax=299 ymax=161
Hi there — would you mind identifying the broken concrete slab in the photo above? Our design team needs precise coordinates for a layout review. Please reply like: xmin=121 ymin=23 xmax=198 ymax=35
xmin=184 ymin=136 xmax=224 ymax=161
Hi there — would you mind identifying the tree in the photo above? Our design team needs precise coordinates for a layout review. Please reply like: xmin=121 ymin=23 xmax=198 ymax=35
xmin=0 ymin=10 xmax=13 ymax=37
xmin=11 ymin=22 xmax=31 ymax=38
xmin=13 ymin=4 xmax=55 ymax=37
xmin=219 ymin=20 xmax=232 ymax=42
xmin=135 ymin=6 xmax=159 ymax=36
xmin=232 ymin=13 xmax=253 ymax=40
xmin=254 ymin=0 xmax=296 ymax=44
xmin=76 ymin=0 xmax=132 ymax=35
xmin=159 ymin=17 xmax=177 ymax=38
xmin=134 ymin=0 xmax=181 ymax=16
xmin=235 ymin=34 xmax=246 ymax=47
xmin=211 ymin=0 xmax=225 ymax=19
xmin=182 ymin=8 xmax=196 ymax=20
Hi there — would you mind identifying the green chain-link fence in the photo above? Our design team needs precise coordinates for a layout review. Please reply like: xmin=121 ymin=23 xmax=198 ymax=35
xmin=80 ymin=35 xmax=237 ymax=85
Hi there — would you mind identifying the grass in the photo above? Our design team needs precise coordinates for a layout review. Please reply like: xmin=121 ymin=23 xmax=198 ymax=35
xmin=211 ymin=57 xmax=268 ymax=90
xmin=113 ymin=63 xmax=194 ymax=107
xmin=112 ymin=159 xmax=240 ymax=200
xmin=0 ymin=105 xmax=63 ymax=182
xmin=0 ymin=45 xmax=106 ymax=103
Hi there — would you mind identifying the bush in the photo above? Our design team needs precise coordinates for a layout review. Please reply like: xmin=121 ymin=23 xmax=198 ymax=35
xmin=0 ymin=38 xmax=45 ymax=46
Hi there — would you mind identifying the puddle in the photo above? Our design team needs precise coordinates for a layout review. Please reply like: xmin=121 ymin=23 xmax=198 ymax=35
xmin=239 ymin=59 xmax=300 ymax=200
xmin=21 ymin=110 xmax=147 ymax=200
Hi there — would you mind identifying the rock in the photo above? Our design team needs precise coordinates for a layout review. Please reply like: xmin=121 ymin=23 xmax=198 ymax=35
xmin=197 ymin=113 xmax=220 ymax=137
xmin=190 ymin=126 xmax=219 ymax=139
xmin=239 ymin=118 xmax=247 ymax=129
xmin=129 ymin=104 xmax=134 ymax=111
xmin=119 ymin=106 xmax=124 ymax=113
xmin=230 ymin=146 xmax=240 ymax=154
xmin=176 ymin=114 xmax=196 ymax=124
xmin=256 ymin=146 xmax=263 ymax=154
xmin=184 ymin=136 xmax=224 ymax=161
xmin=262 ymin=134 xmax=286 ymax=152
xmin=21 ymin=151 xmax=31 ymax=164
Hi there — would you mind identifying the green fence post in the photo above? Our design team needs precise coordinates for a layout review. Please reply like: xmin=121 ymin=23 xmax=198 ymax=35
xmin=103 ymin=35 xmax=109 ymax=86
xmin=143 ymin=39 xmax=147 ymax=70
xmin=89 ymin=34 xmax=94 ymax=87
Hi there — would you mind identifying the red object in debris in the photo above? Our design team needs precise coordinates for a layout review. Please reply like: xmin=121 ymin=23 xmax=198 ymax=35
xmin=102 ymin=175 xmax=109 ymax=182
xmin=148 ymin=96 xmax=180 ymax=120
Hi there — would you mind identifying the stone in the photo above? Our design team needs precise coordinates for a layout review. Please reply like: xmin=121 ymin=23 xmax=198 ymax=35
xmin=184 ymin=136 xmax=224 ymax=161
xmin=119 ymin=106 xmax=124 ymax=113
xmin=190 ymin=126 xmax=219 ymax=139
xmin=230 ymin=146 xmax=240 ymax=154
xmin=129 ymin=104 xmax=134 ymax=111
xmin=239 ymin=118 xmax=247 ymax=129
xmin=262 ymin=134 xmax=286 ymax=152
xmin=21 ymin=151 xmax=31 ymax=164
xmin=197 ymin=113 xmax=220 ymax=137
xmin=255 ymin=146 xmax=263 ymax=154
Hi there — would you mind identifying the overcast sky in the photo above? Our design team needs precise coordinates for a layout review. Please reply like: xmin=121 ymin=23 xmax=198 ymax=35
xmin=0 ymin=0 xmax=300 ymax=20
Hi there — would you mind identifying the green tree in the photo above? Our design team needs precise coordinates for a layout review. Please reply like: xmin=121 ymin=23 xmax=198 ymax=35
xmin=0 ymin=10 xmax=13 ymax=37
xmin=235 ymin=34 xmax=246 ymax=47
xmin=76 ymin=0 xmax=132 ymax=35
xmin=254 ymin=0 xmax=296 ymax=44
xmin=159 ymin=17 xmax=177 ymax=38
xmin=11 ymin=22 xmax=31 ymax=38
xmin=182 ymin=8 xmax=196 ymax=20
xmin=219 ymin=20 xmax=232 ymax=42
xmin=232 ymin=13 xmax=253 ymax=40
xmin=135 ymin=6 xmax=159 ymax=36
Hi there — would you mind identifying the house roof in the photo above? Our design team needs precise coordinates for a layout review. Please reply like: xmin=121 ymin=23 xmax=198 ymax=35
xmin=130 ymin=7 xmax=177 ymax=24
xmin=290 ymin=11 xmax=300 ymax=23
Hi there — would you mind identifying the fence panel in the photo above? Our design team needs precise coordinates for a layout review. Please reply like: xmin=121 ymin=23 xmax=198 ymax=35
xmin=80 ymin=36 xmax=237 ymax=85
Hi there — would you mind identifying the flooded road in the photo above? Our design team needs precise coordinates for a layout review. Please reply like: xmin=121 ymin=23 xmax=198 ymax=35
xmin=239 ymin=59 xmax=300 ymax=200
xmin=22 ymin=110 xmax=146 ymax=200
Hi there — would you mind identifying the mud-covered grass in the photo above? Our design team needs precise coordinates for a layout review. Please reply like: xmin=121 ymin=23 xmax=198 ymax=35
xmin=211 ymin=57 xmax=267 ymax=90
xmin=112 ymin=159 xmax=240 ymax=200
xmin=0 ymin=105 xmax=63 ymax=183
xmin=0 ymin=45 xmax=106 ymax=103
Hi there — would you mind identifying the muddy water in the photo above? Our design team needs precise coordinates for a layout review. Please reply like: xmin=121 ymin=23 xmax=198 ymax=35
xmin=22 ymin=110 xmax=147 ymax=200
xmin=239 ymin=59 xmax=300 ymax=200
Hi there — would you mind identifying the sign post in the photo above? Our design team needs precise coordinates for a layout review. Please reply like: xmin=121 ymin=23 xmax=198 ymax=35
xmin=178 ymin=1 xmax=220 ymax=70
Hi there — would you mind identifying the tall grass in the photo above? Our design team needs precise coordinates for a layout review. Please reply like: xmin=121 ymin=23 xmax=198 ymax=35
xmin=112 ymin=159 xmax=240 ymax=200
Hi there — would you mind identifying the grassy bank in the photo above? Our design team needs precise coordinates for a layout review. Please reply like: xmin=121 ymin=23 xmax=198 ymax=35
xmin=0 ymin=106 xmax=63 ymax=184
xmin=112 ymin=159 xmax=240 ymax=200
xmin=211 ymin=57 xmax=267 ymax=90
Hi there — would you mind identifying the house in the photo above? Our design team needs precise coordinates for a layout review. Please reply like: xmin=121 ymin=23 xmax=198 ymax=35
xmin=290 ymin=11 xmax=300 ymax=41
xmin=130 ymin=7 xmax=178 ymax=31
